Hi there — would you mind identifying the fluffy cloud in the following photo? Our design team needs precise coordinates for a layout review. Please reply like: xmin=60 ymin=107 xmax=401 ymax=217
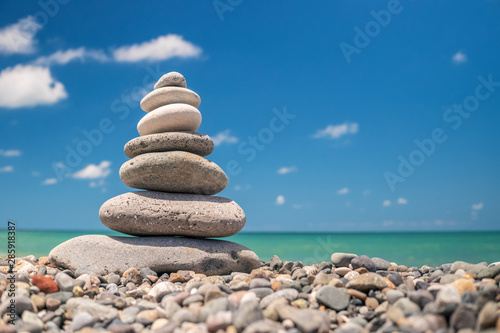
xmin=0 ymin=149 xmax=21 ymax=157
xmin=72 ymin=161 xmax=111 ymax=179
xmin=33 ymin=47 xmax=109 ymax=66
xmin=0 ymin=65 xmax=67 ymax=108
xmin=277 ymin=166 xmax=297 ymax=175
xmin=382 ymin=200 xmax=391 ymax=207
xmin=0 ymin=16 xmax=42 ymax=55
xmin=452 ymin=51 xmax=467 ymax=64
xmin=113 ymin=34 xmax=202 ymax=62
xmin=472 ymin=202 xmax=483 ymax=210
xmin=0 ymin=166 xmax=13 ymax=172
xmin=42 ymin=178 xmax=57 ymax=185
xmin=276 ymin=195 xmax=285 ymax=205
xmin=337 ymin=187 xmax=349 ymax=195
xmin=314 ymin=122 xmax=359 ymax=139
xmin=212 ymin=130 xmax=238 ymax=146
xmin=397 ymin=197 xmax=408 ymax=205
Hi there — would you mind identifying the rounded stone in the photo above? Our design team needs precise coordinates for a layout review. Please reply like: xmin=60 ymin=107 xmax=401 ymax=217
xmin=99 ymin=191 xmax=245 ymax=237
xmin=124 ymin=132 xmax=213 ymax=159
xmin=48 ymin=235 xmax=261 ymax=276
xmin=154 ymin=72 xmax=187 ymax=89
xmin=119 ymin=151 xmax=228 ymax=195
xmin=140 ymin=87 xmax=200 ymax=112
xmin=137 ymin=103 xmax=201 ymax=136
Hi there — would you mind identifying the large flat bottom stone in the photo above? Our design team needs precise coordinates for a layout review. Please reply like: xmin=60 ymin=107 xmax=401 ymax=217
xmin=49 ymin=235 xmax=260 ymax=276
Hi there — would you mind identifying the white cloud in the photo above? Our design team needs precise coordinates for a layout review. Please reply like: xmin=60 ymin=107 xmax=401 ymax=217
xmin=293 ymin=204 xmax=302 ymax=209
xmin=0 ymin=149 xmax=21 ymax=157
xmin=472 ymin=202 xmax=483 ymax=210
xmin=0 ymin=16 xmax=42 ymax=55
xmin=72 ymin=161 xmax=111 ymax=179
xmin=276 ymin=195 xmax=285 ymax=205
xmin=31 ymin=171 xmax=40 ymax=177
xmin=397 ymin=197 xmax=408 ymax=205
xmin=337 ymin=187 xmax=349 ymax=195
xmin=0 ymin=65 xmax=67 ymax=108
xmin=382 ymin=200 xmax=391 ymax=207
xmin=382 ymin=220 xmax=394 ymax=226
xmin=277 ymin=166 xmax=297 ymax=175
xmin=314 ymin=122 xmax=359 ymax=139
xmin=42 ymin=178 xmax=57 ymax=185
xmin=212 ymin=130 xmax=238 ymax=146
xmin=33 ymin=47 xmax=109 ymax=66
xmin=452 ymin=51 xmax=467 ymax=64
xmin=0 ymin=166 xmax=13 ymax=172
xmin=363 ymin=190 xmax=371 ymax=196
xmin=113 ymin=34 xmax=202 ymax=62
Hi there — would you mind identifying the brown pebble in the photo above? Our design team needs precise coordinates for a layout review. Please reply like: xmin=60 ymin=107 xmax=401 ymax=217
xmin=168 ymin=273 xmax=186 ymax=283
xmin=46 ymin=298 xmax=61 ymax=311
xmin=328 ymin=278 xmax=344 ymax=288
xmin=383 ymin=277 xmax=396 ymax=289
xmin=464 ymin=272 xmax=477 ymax=280
xmin=73 ymin=286 xmax=84 ymax=297
xmin=365 ymin=297 xmax=379 ymax=310
xmin=348 ymin=289 xmax=367 ymax=301
xmin=226 ymin=325 xmax=238 ymax=333
xmin=38 ymin=257 xmax=50 ymax=266
xmin=453 ymin=278 xmax=477 ymax=295
xmin=205 ymin=289 xmax=225 ymax=303
xmin=250 ymin=268 xmax=273 ymax=280
xmin=397 ymin=265 xmax=408 ymax=272
xmin=354 ymin=267 xmax=369 ymax=274
xmin=405 ymin=279 xmax=415 ymax=291
xmin=228 ymin=290 xmax=247 ymax=305
xmin=271 ymin=281 xmax=281 ymax=291
xmin=147 ymin=275 xmax=158 ymax=283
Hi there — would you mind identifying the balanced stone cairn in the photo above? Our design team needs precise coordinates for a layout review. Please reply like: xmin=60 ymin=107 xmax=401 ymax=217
xmin=49 ymin=72 xmax=260 ymax=276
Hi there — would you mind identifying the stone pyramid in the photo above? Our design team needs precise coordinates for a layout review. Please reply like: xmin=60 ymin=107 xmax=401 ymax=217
xmin=49 ymin=72 xmax=260 ymax=276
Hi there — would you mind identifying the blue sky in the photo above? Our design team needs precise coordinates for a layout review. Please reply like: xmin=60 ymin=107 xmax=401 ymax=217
xmin=1 ymin=1 xmax=499 ymax=232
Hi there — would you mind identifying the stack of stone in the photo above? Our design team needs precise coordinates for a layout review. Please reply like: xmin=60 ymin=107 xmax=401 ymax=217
xmin=50 ymin=72 xmax=260 ymax=276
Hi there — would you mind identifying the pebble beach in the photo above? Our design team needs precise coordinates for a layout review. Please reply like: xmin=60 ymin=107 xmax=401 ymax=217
xmin=1 ymin=253 xmax=499 ymax=333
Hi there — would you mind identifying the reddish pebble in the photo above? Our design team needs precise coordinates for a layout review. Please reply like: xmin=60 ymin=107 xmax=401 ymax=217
xmin=32 ymin=274 xmax=59 ymax=293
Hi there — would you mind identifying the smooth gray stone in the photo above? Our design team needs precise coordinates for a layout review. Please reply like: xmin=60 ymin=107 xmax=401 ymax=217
xmin=450 ymin=261 xmax=487 ymax=274
xmin=477 ymin=264 xmax=500 ymax=279
xmin=65 ymin=298 xmax=118 ymax=321
xmin=315 ymin=285 xmax=349 ymax=311
xmin=331 ymin=252 xmax=357 ymax=267
xmin=124 ymin=131 xmax=214 ymax=159
xmin=372 ymin=257 xmax=392 ymax=270
xmin=276 ymin=304 xmax=330 ymax=333
xmin=137 ymin=103 xmax=201 ymax=136
xmin=100 ymin=191 xmax=245 ymax=237
xmin=140 ymin=86 xmax=200 ymax=112
xmin=351 ymin=255 xmax=376 ymax=272
xmin=154 ymin=72 xmax=187 ymax=89
xmin=259 ymin=288 xmax=299 ymax=309
xmin=119 ymin=151 xmax=228 ymax=195
xmin=49 ymin=235 xmax=260 ymax=276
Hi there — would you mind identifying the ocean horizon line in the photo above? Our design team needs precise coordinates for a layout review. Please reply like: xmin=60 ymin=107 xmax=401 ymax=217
xmin=2 ymin=228 xmax=500 ymax=234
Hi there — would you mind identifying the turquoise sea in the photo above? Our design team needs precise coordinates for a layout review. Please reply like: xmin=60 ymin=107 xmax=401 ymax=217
xmin=1 ymin=230 xmax=499 ymax=268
